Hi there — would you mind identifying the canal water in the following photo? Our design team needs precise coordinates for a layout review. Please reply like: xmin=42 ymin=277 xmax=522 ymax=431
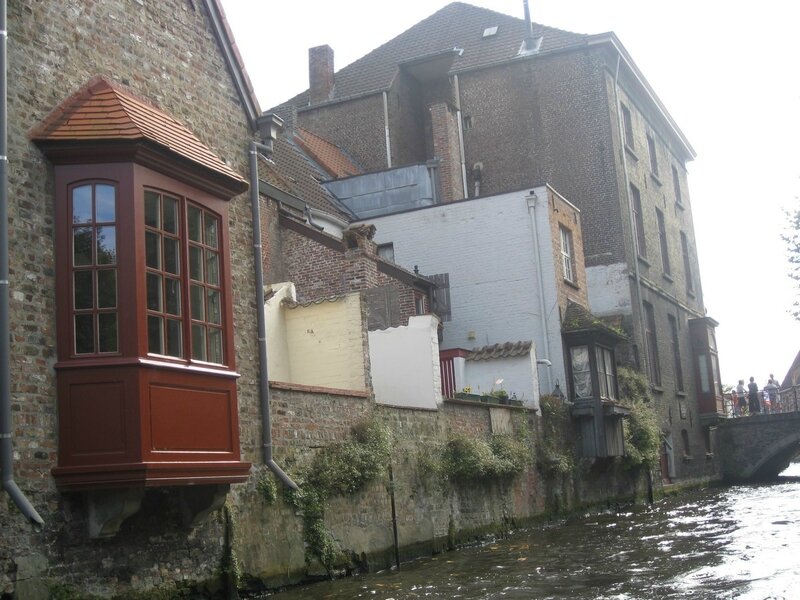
xmin=264 ymin=463 xmax=800 ymax=599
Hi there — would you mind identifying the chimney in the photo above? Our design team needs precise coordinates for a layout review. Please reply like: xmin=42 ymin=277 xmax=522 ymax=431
xmin=309 ymin=45 xmax=335 ymax=104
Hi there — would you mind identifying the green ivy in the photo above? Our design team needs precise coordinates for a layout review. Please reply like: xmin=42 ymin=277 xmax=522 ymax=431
xmin=285 ymin=417 xmax=391 ymax=573
xmin=256 ymin=471 xmax=278 ymax=504
xmin=617 ymin=367 xmax=661 ymax=470
xmin=441 ymin=433 xmax=529 ymax=482
xmin=536 ymin=394 xmax=576 ymax=476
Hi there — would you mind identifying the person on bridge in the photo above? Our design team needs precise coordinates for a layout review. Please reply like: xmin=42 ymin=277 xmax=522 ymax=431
xmin=735 ymin=380 xmax=747 ymax=416
xmin=764 ymin=378 xmax=778 ymax=414
xmin=748 ymin=377 xmax=761 ymax=414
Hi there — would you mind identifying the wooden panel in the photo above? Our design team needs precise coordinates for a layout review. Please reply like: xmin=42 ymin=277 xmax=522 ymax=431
xmin=69 ymin=381 xmax=127 ymax=456
xmin=149 ymin=384 xmax=234 ymax=452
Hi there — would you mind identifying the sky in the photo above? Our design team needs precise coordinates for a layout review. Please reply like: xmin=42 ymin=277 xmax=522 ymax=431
xmin=221 ymin=0 xmax=800 ymax=387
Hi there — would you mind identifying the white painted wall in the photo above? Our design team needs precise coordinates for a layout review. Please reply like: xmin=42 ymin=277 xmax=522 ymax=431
xmin=265 ymin=286 xmax=367 ymax=391
xmin=264 ymin=282 xmax=296 ymax=382
xmin=368 ymin=315 xmax=441 ymax=409
xmin=586 ymin=262 xmax=633 ymax=317
xmin=360 ymin=186 xmax=566 ymax=393
xmin=464 ymin=351 xmax=541 ymax=411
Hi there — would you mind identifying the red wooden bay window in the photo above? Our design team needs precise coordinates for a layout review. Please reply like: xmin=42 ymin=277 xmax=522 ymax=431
xmin=32 ymin=77 xmax=250 ymax=491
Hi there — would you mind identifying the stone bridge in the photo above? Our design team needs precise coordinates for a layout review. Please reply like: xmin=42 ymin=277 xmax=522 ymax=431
xmin=717 ymin=412 xmax=800 ymax=481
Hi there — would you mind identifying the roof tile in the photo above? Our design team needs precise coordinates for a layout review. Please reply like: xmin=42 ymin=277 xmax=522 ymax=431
xmin=29 ymin=76 xmax=246 ymax=186
xmin=467 ymin=340 xmax=532 ymax=361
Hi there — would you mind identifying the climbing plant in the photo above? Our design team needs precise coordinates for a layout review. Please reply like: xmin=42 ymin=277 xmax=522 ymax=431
xmin=617 ymin=367 xmax=661 ymax=470
xmin=536 ymin=394 xmax=576 ymax=476
xmin=284 ymin=417 xmax=391 ymax=573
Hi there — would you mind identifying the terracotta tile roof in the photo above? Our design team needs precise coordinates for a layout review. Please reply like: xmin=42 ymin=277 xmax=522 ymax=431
xmin=467 ymin=341 xmax=532 ymax=361
xmin=296 ymin=127 xmax=362 ymax=179
xmin=276 ymin=2 xmax=589 ymax=108
xmin=29 ymin=76 xmax=247 ymax=186
xmin=260 ymin=135 xmax=354 ymax=221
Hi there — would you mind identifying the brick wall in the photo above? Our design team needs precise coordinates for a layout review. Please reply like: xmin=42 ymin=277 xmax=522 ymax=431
xmin=547 ymin=188 xmax=590 ymax=317
xmin=299 ymin=94 xmax=388 ymax=172
xmin=275 ymin=215 xmax=422 ymax=328
xmin=2 ymin=0 xmax=260 ymax=596
xmin=429 ymin=102 xmax=465 ymax=203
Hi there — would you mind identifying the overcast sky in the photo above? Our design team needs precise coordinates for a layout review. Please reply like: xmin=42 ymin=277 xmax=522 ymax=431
xmin=221 ymin=0 xmax=800 ymax=388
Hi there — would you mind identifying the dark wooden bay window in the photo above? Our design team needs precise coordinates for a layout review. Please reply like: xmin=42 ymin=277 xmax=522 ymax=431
xmin=563 ymin=301 xmax=628 ymax=458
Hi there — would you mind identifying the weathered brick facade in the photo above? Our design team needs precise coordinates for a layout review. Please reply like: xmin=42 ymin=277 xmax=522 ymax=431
xmin=287 ymin=5 xmax=714 ymax=483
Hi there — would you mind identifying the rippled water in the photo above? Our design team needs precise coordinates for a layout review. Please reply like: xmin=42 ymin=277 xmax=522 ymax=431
xmin=264 ymin=463 xmax=800 ymax=599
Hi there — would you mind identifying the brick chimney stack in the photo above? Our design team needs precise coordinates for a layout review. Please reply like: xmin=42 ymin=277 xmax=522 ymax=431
xmin=309 ymin=45 xmax=335 ymax=104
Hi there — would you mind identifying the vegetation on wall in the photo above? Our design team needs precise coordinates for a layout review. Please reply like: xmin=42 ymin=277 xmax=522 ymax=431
xmin=536 ymin=394 xmax=576 ymax=477
xmin=284 ymin=417 xmax=391 ymax=574
xmin=441 ymin=432 xmax=529 ymax=482
xmin=617 ymin=367 xmax=661 ymax=470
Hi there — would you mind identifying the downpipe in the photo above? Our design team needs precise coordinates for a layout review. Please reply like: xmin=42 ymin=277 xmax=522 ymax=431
xmin=0 ymin=0 xmax=44 ymax=526
xmin=249 ymin=140 xmax=297 ymax=490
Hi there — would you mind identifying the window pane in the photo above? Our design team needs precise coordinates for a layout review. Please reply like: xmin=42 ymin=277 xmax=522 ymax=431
xmin=204 ymin=213 xmax=219 ymax=249
xmin=95 ymin=185 xmax=116 ymax=222
xmin=75 ymin=314 xmax=94 ymax=354
xmin=145 ymin=231 xmax=161 ymax=269
xmin=165 ymin=278 xmax=181 ymax=316
xmin=96 ymin=226 xmax=116 ymax=264
xmin=73 ymin=270 xmax=93 ymax=310
xmin=166 ymin=318 xmax=182 ymax=357
xmin=190 ymin=284 xmax=205 ymax=320
xmin=146 ymin=273 xmax=163 ymax=311
xmin=207 ymin=289 xmax=221 ymax=325
xmin=188 ymin=205 xmax=202 ymax=242
xmin=72 ymin=185 xmax=92 ymax=224
xmin=189 ymin=246 xmax=202 ymax=280
xmin=73 ymin=227 xmax=93 ymax=266
xmin=208 ymin=328 xmax=223 ymax=364
xmin=162 ymin=196 xmax=179 ymax=234
xmin=571 ymin=346 xmax=592 ymax=399
xmin=192 ymin=324 xmax=206 ymax=361
xmin=148 ymin=315 xmax=163 ymax=354
xmin=97 ymin=270 xmax=117 ymax=308
xmin=98 ymin=313 xmax=118 ymax=353
xmin=206 ymin=251 xmax=219 ymax=285
xmin=163 ymin=237 xmax=179 ymax=274
xmin=144 ymin=191 xmax=161 ymax=228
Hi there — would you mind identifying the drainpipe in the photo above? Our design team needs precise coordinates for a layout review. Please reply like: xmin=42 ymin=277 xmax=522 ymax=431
xmin=249 ymin=138 xmax=297 ymax=490
xmin=612 ymin=54 xmax=649 ymax=378
xmin=526 ymin=190 xmax=552 ymax=392
xmin=452 ymin=74 xmax=469 ymax=198
xmin=0 ymin=0 xmax=44 ymax=526
xmin=382 ymin=91 xmax=392 ymax=168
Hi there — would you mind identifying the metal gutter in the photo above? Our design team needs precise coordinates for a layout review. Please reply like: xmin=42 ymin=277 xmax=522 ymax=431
xmin=249 ymin=140 xmax=297 ymax=490
xmin=526 ymin=190 xmax=553 ymax=392
xmin=0 ymin=0 xmax=44 ymax=526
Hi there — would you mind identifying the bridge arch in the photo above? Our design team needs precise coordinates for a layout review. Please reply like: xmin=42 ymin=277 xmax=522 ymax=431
xmin=717 ymin=413 xmax=800 ymax=482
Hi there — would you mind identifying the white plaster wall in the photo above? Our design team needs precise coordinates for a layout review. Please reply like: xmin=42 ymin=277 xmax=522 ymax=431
xmin=530 ymin=191 xmax=566 ymax=394
xmin=368 ymin=315 xmax=441 ymax=409
xmin=586 ymin=262 xmax=633 ymax=317
xmin=464 ymin=352 xmax=540 ymax=411
xmin=284 ymin=293 xmax=367 ymax=391
xmin=264 ymin=282 xmax=296 ymax=382
xmin=361 ymin=186 xmax=566 ymax=394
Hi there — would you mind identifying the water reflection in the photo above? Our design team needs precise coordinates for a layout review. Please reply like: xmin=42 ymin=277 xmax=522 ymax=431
xmin=262 ymin=463 xmax=800 ymax=599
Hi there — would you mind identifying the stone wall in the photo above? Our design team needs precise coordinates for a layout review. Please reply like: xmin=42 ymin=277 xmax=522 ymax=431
xmin=2 ymin=0 xmax=255 ymax=596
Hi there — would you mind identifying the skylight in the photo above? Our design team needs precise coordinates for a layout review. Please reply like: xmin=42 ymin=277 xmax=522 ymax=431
xmin=483 ymin=26 xmax=498 ymax=38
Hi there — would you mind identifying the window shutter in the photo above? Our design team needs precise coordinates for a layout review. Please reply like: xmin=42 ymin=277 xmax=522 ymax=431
xmin=430 ymin=273 xmax=451 ymax=321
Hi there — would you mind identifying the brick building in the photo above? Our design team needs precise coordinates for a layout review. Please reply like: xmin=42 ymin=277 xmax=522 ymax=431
xmin=276 ymin=2 xmax=724 ymax=482
xmin=0 ymin=0 xmax=268 ymax=595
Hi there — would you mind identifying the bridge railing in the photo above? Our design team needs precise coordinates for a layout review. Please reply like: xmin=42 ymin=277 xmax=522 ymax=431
xmin=724 ymin=385 xmax=800 ymax=417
